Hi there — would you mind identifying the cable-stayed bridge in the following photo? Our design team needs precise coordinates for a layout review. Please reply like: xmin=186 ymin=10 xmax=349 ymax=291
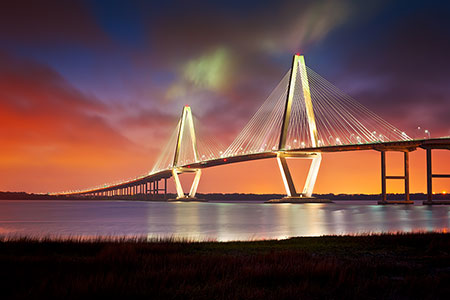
xmin=61 ymin=54 xmax=450 ymax=204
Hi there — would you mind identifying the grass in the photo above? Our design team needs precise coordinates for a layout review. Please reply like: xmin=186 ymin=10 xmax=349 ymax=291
xmin=0 ymin=232 xmax=449 ymax=299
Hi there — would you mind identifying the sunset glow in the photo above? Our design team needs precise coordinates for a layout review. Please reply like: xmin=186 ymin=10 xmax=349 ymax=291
xmin=0 ymin=1 xmax=449 ymax=195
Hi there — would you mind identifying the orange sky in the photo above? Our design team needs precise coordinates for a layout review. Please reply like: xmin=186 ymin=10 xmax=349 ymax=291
xmin=1 ymin=1 xmax=449 ymax=195
xmin=2 ymin=136 xmax=449 ymax=195
xmin=0 ymin=51 xmax=448 ymax=195
xmin=185 ymin=149 xmax=450 ymax=195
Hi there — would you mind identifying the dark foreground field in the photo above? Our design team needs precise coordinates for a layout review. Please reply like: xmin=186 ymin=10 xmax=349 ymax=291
xmin=1 ymin=233 xmax=449 ymax=299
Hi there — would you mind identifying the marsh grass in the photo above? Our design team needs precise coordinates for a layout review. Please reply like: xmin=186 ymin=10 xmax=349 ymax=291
xmin=0 ymin=232 xmax=449 ymax=299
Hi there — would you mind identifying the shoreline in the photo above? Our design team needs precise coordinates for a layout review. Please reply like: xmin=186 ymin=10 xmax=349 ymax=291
xmin=1 ymin=191 xmax=450 ymax=202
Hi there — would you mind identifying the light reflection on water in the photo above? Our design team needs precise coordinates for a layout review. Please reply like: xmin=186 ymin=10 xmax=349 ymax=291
xmin=0 ymin=200 xmax=448 ymax=241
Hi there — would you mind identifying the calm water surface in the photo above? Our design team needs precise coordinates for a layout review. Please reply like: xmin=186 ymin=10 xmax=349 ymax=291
xmin=0 ymin=200 xmax=449 ymax=241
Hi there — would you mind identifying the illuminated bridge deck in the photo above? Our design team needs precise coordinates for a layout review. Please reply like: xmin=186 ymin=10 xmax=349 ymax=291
xmin=78 ymin=137 xmax=450 ymax=195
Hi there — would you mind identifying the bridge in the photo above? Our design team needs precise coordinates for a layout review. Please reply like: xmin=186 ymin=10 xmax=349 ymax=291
xmin=60 ymin=54 xmax=450 ymax=205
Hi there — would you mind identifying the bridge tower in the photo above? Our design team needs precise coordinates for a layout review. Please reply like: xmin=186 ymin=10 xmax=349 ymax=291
xmin=272 ymin=54 xmax=326 ymax=202
xmin=170 ymin=105 xmax=202 ymax=200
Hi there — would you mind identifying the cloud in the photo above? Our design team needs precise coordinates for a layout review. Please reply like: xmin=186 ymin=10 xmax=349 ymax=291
xmin=166 ymin=47 xmax=233 ymax=101
xmin=183 ymin=47 xmax=232 ymax=91
xmin=337 ymin=6 xmax=450 ymax=137
xmin=0 ymin=0 xmax=109 ymax=47
xmin=147 ymin=0 xmax=353 ymax=58
xmin=0 ymin=52 xmax=152 ymax=192
xmin=261 ymin=0 xmax=352 ymax=54
xmin=138 ymin=0 xmax=356 ymax=133
xmin=119 ymin=108 xmax=179 ymax=146
xmin=1 ymin=0 xmax=448 ymax=195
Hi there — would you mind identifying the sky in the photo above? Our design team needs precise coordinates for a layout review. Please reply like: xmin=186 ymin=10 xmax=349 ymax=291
xmin=0 ymin=0 xmax=449 ymax=194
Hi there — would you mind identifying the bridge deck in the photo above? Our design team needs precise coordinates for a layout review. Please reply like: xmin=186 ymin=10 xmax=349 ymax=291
xmin=71 ymin=138 xmax=450 ymax=195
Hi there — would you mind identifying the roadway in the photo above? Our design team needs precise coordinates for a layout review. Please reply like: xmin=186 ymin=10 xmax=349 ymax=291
xmin=69 ymin=137 xmax=450 ymax=195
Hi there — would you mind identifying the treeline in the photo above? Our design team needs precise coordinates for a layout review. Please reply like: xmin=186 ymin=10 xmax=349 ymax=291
xmin=0 ymin=192 xmax=80 ymax=200
xmin=196 ymin=193 xmax=450 ymax=201
xmin=1 ymin=191 xmax=449 ymax=201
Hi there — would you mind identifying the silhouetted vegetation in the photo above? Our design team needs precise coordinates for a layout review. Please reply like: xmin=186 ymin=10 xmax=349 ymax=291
xmin=1 ymin=233 xmax=449 ymax=299
xmin=1 ymin=191 xmax=450 ymax=201
xmin=198 ymin=192 xmax=450 ymax=201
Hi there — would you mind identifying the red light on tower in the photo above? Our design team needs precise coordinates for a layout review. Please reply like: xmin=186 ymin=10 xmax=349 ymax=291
xmin=223 ymin=158 xmax=227 ymax=162
xmin=295 ymin=52 xmax=301 ymax=56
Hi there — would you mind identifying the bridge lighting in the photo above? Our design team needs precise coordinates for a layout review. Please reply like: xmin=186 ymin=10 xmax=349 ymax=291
xmin=327 ymin=136 xmax=333 ymax=145
xmin=65 ymin=55 xmax=428 ymax=199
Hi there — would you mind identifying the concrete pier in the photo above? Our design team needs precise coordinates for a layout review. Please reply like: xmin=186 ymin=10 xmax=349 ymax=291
xmin=422 ymin=148 xmax=450 ymax=205
xmin=167 ymin=197 xmax=208 ymax=202
xmin=378 ymin=150 xmax=413 ymax=205
xmin=266 ymin=196 xmax=332 ymax=204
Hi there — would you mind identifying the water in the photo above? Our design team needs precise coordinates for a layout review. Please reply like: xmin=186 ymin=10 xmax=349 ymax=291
xmin=0 ymin=200 xmax=449 ymax=241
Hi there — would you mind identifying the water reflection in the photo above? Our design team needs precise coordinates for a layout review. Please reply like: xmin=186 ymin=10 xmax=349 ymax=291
xmin=0 ymin=200 xmax=448 ymax=241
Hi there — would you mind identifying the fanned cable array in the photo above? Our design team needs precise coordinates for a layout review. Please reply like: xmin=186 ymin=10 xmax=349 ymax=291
xmin=193 ymin=116 xmax=226 ymax=162
xmin=223 ymin=71 xmax=291 ymax=156
xmin=224 ymin=64 xmax=410 ymax=157
xmin=305 ymin=67 xmax=410 ymax=147
xmin=59 ymin=55 xmax=418 ymax=196
xmin=150 ymin=120 xmax=180 ymax=173
xmin=153 ymin=60 xmax=411 ymax=171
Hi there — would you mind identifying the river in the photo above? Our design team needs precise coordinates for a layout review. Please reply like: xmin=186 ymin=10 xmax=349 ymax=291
xmin=0 ymin=200 xmax=448 ymax=241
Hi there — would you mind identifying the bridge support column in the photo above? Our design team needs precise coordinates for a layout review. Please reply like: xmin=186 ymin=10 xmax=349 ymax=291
xmin=423 ymin=148 xmax=450 ymax=205
xmin=378 ymin=150 xmax=413 ymax=205
xmin=277 ymin=155 xmax=297 ymax=197
xmin=267 ymin=152 xmax=330 ymax=203
xmin=267 ymin=54 xmax=329 ymax=203
xmin=169 ymin=168 xmax=205 ymax=201
xmin=426 ymin=148 xmax=432 ymax=204
xmin=164 ymin=178 xmax=167 ymax=197
xmin=167 ymin=105 xmax=207 ymax=202
xmin=302 ymin=154 xmax=322 ymax=197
